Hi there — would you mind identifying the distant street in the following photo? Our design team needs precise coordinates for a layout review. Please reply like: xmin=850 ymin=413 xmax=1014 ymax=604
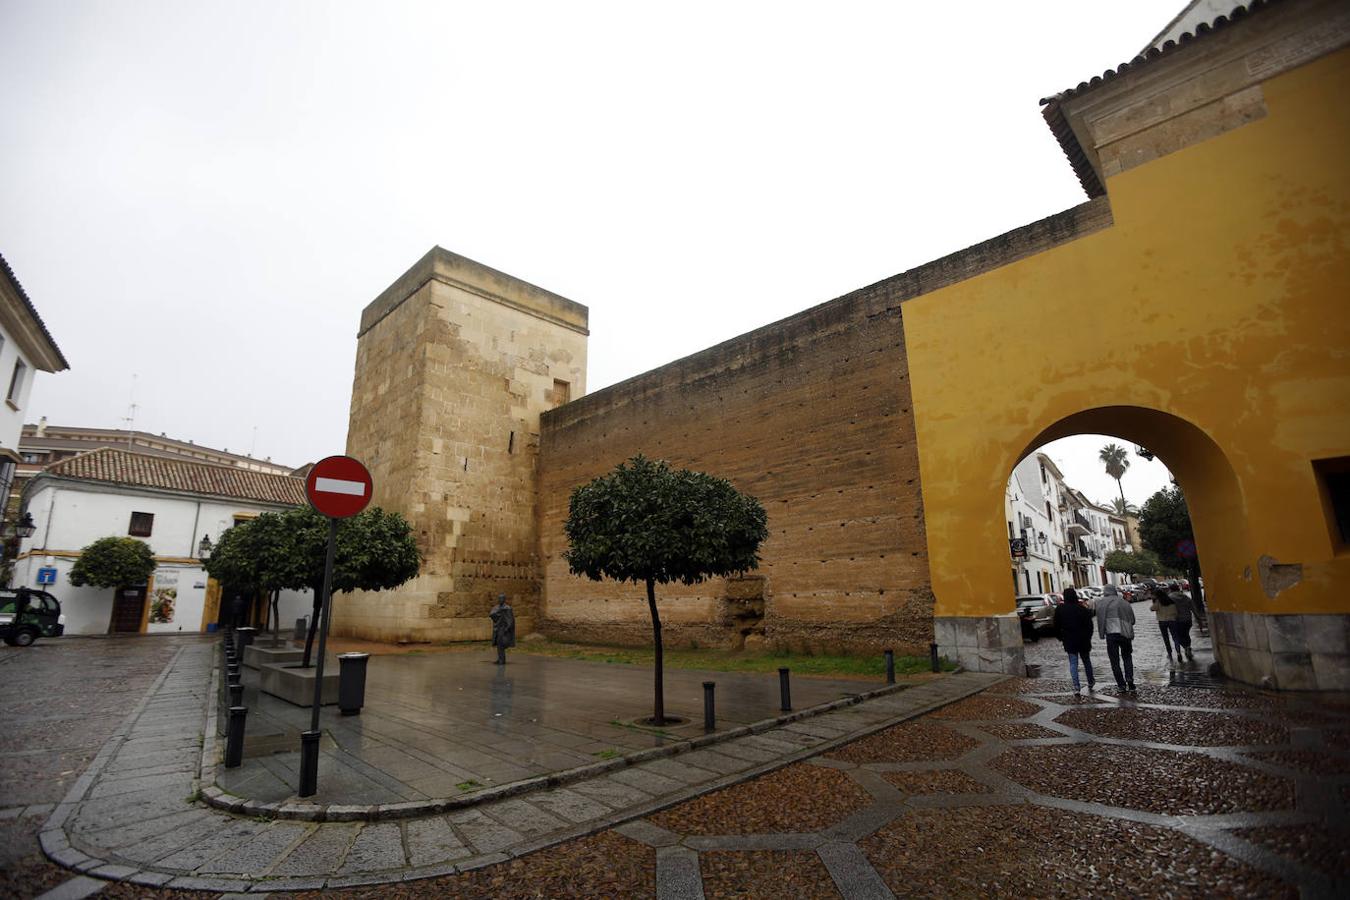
xmin=1023 ymin=595 xmax=1212 ymax=688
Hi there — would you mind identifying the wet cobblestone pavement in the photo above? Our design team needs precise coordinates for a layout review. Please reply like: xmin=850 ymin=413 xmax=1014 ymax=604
xmin=13 ymin=628 xmax=1350 ymax=897
xmin=0 ymin=634 xmax=208 ymax=899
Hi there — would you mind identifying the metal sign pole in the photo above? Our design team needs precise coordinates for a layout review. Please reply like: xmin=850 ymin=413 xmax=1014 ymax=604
xmin=299 ymin=516 xmax=338 ymax=797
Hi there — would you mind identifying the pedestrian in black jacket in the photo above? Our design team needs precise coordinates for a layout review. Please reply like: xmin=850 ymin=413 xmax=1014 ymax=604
xmin=1053 ymin=587 xmax=1096 ymax=694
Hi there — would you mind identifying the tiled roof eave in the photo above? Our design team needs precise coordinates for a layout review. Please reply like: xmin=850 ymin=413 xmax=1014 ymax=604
xmin=35 ymin=447 xmax=307 ymax=507
xmin=0 ymin=252 xmax=69 ymax=371
xmin=1037 ymin=0 xmax=1280 ymax=199
xmin=31 ymin=471 xmax=304 ymax=509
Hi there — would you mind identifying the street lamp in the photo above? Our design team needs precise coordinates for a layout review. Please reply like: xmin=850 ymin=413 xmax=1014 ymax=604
xmin=197 ymin=534 xmax=213 ymax=562
xmin=14 ymin=512 xmax=35 ymax=539
xmin=2 ymin=511 xmax=36 ymax=540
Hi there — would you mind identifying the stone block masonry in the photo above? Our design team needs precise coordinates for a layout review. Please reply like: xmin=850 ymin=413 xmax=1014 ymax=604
xmin=339 ymin=247 xmax=587 ymax=643
xmin=537 ymin=283 xmax=935 ymax=656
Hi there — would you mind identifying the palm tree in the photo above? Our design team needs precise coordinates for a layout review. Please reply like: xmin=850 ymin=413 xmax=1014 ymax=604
xmin=1099 ymin=443 xmax=1130 ymax=507
xmin=1110 ymin=496 xmax=1138 ymax=516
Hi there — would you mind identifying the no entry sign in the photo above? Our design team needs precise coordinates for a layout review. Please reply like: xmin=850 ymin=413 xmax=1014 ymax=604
xmin=305 ymin=455 xmax=373 ymax=519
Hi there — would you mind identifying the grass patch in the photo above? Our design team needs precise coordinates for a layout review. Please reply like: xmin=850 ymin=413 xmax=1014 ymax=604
xmin=593 ymin=748 xmax=622 ymax=760
xmin=514 ymin=640 xmax=954 ymax=679
xmin=456 ymin=780 xmax=483 ymax=792
xmin=609 ymin=718 xmax=674 ymax=738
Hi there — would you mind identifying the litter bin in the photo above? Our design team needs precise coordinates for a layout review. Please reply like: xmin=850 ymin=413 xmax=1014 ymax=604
xmin=293 ymin=617 xmax=308 ymax=641
xmin=338 ymin=652 xmax=370 ymax=716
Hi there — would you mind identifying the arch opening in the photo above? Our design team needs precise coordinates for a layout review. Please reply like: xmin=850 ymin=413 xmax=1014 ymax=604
xmin=1006 ymin=415 xmax=1226 ymax=690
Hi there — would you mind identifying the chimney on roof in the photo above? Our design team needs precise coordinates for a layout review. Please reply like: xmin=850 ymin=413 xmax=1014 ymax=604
xmin=36 ymin=416 xmax=47 ymax=437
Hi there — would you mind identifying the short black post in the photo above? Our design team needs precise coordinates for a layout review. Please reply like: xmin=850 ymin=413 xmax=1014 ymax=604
xmin=929 ymin=642 xmax=940 ymax=673
xmin=778 ymin=667 xmax=792 ymax=712
xmin=702 ymin=681 xmax=716 ymax=732
xmin=229 ymin=682 xmax=243 ymax=708
xmin=224 ymin=705 xmax=247 ymax=768
xmin=236 ymin=626 xmax=257 ymax=654
xmin=227 ymin=665 xmax=240 ymax=686
xmin=299 ymin=730 xmax=320 ymax=796
xmin=338 ymin=652 xmax=370 ymax=716
xmin=884 ymin=649 xmax=896 ymax=684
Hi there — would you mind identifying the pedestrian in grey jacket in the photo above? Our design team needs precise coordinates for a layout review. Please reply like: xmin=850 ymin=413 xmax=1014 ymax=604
xmin=1096 ymin=584 xmax=1136 ymax=692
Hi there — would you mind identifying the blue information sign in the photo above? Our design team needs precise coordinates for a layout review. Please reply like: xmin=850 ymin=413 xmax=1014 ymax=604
xmin=36 ymin=567 xmax=57 ymax=585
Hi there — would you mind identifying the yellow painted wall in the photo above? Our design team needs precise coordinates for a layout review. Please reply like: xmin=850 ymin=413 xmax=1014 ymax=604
xmin=905 ymin=50 xmax=1350 ymax=620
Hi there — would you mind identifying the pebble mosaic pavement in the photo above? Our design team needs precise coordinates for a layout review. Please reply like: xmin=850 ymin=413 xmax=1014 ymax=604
xmin=17 ymin=634 xmax=1350 ymax=897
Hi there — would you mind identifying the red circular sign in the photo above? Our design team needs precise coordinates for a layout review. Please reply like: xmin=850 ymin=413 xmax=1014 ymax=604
xmin=305 ymin=456 xmax=373 ymax=519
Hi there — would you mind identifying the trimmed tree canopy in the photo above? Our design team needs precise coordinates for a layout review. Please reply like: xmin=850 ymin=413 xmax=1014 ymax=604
xmin=1104 ymin=548 xmax=1171 ymax=577
xmin=69 ymin=537 xmax=156 ymax=589
xmin=563 ymin=455 xmax=768 ymax=725
xmin=204 ymin=506 xmax=421 ymax=596
xmin=564 ymin=455 xmax=769 ymax=587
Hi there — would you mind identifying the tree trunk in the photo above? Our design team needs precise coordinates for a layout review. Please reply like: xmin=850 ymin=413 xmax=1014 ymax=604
xmin=301 ymin=576 xmax=323 ymax=668
xmin=1117 ymin=478 xmax=1127 ymax=508
xmin=646 ymin=577 xmax=665 ymax=725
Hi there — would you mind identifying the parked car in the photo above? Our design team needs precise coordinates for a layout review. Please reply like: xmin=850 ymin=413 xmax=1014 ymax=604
xmin=0 ymin=589 xmax=65 ymax=646
xmin=1015 ymin=594 xmax=1058 ymax=639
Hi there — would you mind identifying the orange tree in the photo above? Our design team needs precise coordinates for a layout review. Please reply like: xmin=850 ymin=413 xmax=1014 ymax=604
xmin=563 ymin=455 xmax=767 ymax=724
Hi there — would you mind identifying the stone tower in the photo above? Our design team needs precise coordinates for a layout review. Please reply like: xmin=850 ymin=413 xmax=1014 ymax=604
xmin=337 ymin=247 xmax=587 ymax=642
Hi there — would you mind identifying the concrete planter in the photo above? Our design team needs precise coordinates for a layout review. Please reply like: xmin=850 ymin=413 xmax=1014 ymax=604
xmin=259 ymin=662 xmax=339 ymax=706
xmin=242 ymin=644 xmax=305 ymax=670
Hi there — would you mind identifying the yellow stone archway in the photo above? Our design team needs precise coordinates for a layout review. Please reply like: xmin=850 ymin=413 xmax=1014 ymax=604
xmin=906 ymin=46 xmax=1350 ymax=686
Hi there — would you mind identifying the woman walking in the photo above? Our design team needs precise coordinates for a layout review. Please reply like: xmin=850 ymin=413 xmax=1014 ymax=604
xmin=1151 ymin=585 xmax=1177 ymax=661
xmin=1053 ymin=587 xmax=1096 ymax=695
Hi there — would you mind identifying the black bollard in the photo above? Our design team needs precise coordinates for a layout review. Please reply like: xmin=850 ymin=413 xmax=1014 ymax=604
xmin=338 ymin=653 xmax=370 ymax=716
xmin=778 ymin=667 xmax=792 ymax=712
xmin=236 ymin=626 xmax=257 ymax=654
xmin=884 ymin=649 xmax=896 ymax=684
xmin=299 ymin=730 xmax=320 ymax=797
xmin=224 ymin=706 xmax=247 ymax=768
xmin=227 ymin=665 xmax=241 ymax=686
xmin=229 ymin=682 xmax=243 ymax=708
xmin=703 ymin=681 xmax=716 ymax=732
xmin=930 ymin=642 xmax=940 ymax=673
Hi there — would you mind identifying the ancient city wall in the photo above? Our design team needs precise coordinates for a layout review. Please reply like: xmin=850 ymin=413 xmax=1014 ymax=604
xmin=536 ymin=198 xmax=1114 ymax=655
xmin=537 ymin=292 xmax=933 ymax=655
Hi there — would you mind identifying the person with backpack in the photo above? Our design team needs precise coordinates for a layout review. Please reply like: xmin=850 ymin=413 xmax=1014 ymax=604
xmin=1053 ymin=587 xmax=1096 ymax=695
xmin=1151 ymin=585 xmax=1177 ymax=661
xmin=1096 ymin=584 xmax=1136 ymax=692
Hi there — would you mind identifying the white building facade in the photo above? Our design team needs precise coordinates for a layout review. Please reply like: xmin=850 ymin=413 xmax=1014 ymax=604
xmin=1006 ymin=453 xmax=1073 ymax=596
xmin=15 ymin=448 xmax=311 ymax=636
xmin=0 ymin=254 xmax=68 ymax=506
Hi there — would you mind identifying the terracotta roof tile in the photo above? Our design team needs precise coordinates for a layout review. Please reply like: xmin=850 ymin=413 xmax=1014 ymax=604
xmin=41 ymin=447 xmax=306 ymax=506
xmin=1038 ymin=0 xmax=1282 ymax=198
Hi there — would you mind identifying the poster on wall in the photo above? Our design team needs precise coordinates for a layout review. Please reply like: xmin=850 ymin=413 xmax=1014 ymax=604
xmin=150 ymin=569 xmax=179 ymax=624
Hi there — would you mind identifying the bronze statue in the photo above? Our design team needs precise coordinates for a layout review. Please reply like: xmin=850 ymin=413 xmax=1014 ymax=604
xmin=489 ymin=593 xmax=515 ymax=665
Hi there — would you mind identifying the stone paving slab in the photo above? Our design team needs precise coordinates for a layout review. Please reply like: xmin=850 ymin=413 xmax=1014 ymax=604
xmin=40 ymin=638 xmax=1006 ymax=890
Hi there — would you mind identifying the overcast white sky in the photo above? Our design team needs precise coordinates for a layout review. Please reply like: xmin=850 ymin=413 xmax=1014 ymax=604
xmin=2 ymin=0 xmax=1181 ymax=504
